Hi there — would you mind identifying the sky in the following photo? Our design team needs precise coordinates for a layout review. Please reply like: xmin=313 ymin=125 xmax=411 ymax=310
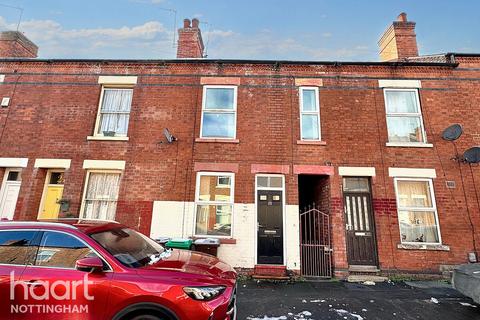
xmin=0 ymin=0 xmax=479 ymax=61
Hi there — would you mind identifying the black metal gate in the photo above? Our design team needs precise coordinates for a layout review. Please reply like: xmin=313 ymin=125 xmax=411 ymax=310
xmin=300 ymin=206 xmax=332 ymax=278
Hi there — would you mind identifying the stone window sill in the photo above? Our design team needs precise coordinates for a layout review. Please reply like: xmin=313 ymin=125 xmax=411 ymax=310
xmin=397 ymin=243 xmax=450 ymax=251
xmin=195 ymin=138 xmax=239 ymax=144
xmin=219 ymin=238 xmax=236 ymax=244
xmin=386 ymin=142 xmax=433 ymax=148
xmin=297 ymin=140 xmax=327 ymax=145
xmin=192 ymin=237 xmax=236 ymax=245
xmin=87 ymin=136 xmax=129 ymax=141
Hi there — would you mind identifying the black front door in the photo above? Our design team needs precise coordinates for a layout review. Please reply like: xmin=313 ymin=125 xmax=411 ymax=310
xmin=343 ymin=178 xmax=378 ymax=266
xmin=257 ymin=190 xmax=283 ymax=264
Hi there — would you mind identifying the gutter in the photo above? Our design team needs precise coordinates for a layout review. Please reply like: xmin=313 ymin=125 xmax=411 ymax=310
xmin=0 ymin=58 xmax=459 ymax=68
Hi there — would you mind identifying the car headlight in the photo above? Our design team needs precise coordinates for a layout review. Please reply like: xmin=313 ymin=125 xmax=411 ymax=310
xmin=183 ymin=286 xmax=226 ymax=301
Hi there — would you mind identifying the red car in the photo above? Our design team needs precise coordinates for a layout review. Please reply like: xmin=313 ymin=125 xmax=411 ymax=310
xmin=0 ymin=220 xmax=237 ymax=320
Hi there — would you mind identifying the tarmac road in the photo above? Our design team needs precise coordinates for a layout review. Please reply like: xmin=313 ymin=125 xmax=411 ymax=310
xmin=236 ymin=280 xmax=480 ymax=320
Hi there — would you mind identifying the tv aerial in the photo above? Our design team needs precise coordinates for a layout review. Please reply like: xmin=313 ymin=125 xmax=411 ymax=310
xmin=163 ymin=128 xmax=177 ymax=143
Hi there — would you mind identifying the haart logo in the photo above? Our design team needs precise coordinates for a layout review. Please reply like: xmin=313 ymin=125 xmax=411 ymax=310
xmin=9 ymin=271 xmax=93 ymax=314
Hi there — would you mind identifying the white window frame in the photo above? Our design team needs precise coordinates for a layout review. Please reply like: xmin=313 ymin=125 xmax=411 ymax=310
xmin=79 ymin=170 xmax=122 ymax=221
xmin=91 ymin=86 xmax=134 ymax=140
xmin=384 ymin=88 xmax=427 ymax=145
xmin=299 ymin=86 xmax=321 ymax=141
xmin=393 ymin=177 xmax=442 ymax=245
xmin=216 ymin=176 xmax=231 ymax=188
xmin=194 ymin=172 xmax=235 ymax=238
xmin=199 ymin=85 xmax=238 ymax=139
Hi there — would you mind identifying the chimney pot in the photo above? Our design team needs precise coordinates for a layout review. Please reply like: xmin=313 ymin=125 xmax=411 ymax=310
xmin=397 ymin=12 xmax=408 ymax=22
xmin=192 ymin=18 xmax=200 ymax=28
xmin=177 ymin=17 xmax=204 ymax=58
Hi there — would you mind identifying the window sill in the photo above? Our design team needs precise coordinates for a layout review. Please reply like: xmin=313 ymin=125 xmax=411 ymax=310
xmin=397 ymin=243 xmax=450 ymax=251
xmin=297 ymin=140 xmax=327 ymax=145
xmin=87 ymin=136 xmax=129 ymax=141
xmin=192 ymin=237 xmax=236 ymax=244
xmin=195 ymin=138 xmax=239 ymax=144
xmin=386 ymin=142 xmax=433 ymax=148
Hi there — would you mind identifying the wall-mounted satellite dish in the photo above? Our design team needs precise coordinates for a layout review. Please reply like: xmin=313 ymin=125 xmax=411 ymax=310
xmin=163 ymin=128 xmax=177 ymax=143
xmin=463 ymin=147 xmax=480 ymax=164
xmin=442 ymin=124 xmax=463 ymax=141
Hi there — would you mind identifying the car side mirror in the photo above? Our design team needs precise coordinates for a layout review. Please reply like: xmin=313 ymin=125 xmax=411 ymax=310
xmin=75 ymin=257 xmax=104 ymax=273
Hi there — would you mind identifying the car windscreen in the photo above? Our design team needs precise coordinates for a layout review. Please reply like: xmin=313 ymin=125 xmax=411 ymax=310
xmin=89 ymin=227 xmax=165 ymax=268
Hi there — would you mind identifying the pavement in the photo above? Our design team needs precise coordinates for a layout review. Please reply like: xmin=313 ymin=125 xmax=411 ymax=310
xmin=236 ymin=279 xmax=480 ymax=320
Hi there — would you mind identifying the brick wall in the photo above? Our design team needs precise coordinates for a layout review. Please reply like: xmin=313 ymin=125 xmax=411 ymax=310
xmin=1 ymin=58 xmax=480 ymax=273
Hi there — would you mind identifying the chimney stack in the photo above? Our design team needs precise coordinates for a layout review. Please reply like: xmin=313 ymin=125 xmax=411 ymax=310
xmin=176 ymin=18 xmax=204 ymax=59
xmin=0 ymin=31 xmax=38 ymax=58
xmin=378 ymin=13 xmax=418 ymax=62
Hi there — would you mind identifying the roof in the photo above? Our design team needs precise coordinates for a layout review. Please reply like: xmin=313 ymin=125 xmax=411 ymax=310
xmin=402 ymin=54 xmax=450 ymax=63
xmin=0 ymin=57 xmax=460 ymax=68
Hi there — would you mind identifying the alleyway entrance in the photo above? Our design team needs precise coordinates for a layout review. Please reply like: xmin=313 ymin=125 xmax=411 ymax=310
xmin=298 ymin=175 xmax=332 ymax=278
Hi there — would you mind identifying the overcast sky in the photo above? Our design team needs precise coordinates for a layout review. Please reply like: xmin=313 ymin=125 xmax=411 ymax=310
xmin=0 ymin=0 xmax=479 ymax=61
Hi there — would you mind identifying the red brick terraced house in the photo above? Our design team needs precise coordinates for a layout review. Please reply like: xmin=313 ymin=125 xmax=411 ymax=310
xmin=1 ymin=14 xmax=480 ymax=278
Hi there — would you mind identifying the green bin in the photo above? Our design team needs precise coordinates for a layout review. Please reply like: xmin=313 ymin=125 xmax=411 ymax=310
xmin=165 ymin=238 xmax=193 ymax=250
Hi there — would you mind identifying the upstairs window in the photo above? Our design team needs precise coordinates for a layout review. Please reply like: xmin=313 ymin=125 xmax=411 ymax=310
xmin=299 ymin=87 xmax=321 ymax=140
xmin=384 ymin=89 xmax=426 ymax=143
xmin=95 ymin=88 xmax=133 ymax=137
xmin=395 ymin=178 xmax=441 ymax=244
xmin=200 ymin=86 xmax=237 ymax=139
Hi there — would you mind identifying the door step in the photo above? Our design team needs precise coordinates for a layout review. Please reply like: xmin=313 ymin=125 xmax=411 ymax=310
xmin=347 ymin=275 xmax=388 ymax=283
xmin=349 ymin=265 xmax=380 ymax=273
xmin=253 ymin=265 xmax=289 ymax=279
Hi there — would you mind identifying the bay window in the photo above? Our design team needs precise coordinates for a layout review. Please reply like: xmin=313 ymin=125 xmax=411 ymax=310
xmin=195 ymin=172 xmax=234 ymax=237
xmin=394 ymin=178 xmax=441 ymax=244
xmin=200 ymin=86 xmax=237 ymax=139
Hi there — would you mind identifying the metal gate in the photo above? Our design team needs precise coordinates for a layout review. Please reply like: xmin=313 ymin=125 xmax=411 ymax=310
xmin=300 ymin=206 xmax=332 ymax=278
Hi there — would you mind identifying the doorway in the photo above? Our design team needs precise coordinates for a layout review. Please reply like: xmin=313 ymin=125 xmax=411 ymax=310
xmin=38 ymin=171 xmax=65 ymax=220
xmin=343 ymin=177 xmax=378 ymax=266
xmin=298 ymin=175 xmax=332 ymax=278
xmin=256 ymin=175 xmax=284 ymax=265
xmin=0 ymin=169 xmax=22 ymax=220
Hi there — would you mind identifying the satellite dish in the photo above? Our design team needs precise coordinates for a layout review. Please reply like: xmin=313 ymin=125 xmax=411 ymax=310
xmin=163 ymin=128 xmax=177 ymax=143
xmin=442 ymin=124 xmax=463 ymax=141
xmin=463 ymin=147 xmax=480 ymax=164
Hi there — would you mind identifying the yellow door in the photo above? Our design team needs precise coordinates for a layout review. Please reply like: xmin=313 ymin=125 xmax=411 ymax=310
xmin=39 ymin=185 xmax=64 ymax=219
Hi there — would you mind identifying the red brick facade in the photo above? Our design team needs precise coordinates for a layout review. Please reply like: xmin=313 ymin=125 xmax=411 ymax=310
xmin=1 ymin=15 xmax=480 ymax=276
